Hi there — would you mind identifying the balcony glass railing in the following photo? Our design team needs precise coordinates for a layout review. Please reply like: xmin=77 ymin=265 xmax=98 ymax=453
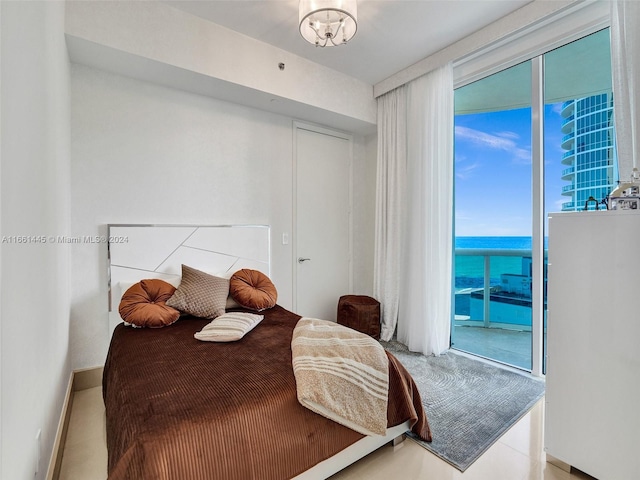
xmin=453 ymin=248 xmax=547 ymax=370
xmin=454 ymin=249 xmax=538 ymax=328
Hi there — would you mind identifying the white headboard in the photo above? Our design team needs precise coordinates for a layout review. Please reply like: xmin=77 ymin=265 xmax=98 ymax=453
xmin=107 ymin=225 xmax=270 ymax=315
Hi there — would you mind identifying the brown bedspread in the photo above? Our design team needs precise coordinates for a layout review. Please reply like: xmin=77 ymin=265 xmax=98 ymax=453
xmin=103 ymin=305 xmax=431 ymax=480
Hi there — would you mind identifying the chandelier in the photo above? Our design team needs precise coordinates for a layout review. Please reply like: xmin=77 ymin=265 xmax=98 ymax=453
xmin=299 ymin=0 xmax=358 ymax=47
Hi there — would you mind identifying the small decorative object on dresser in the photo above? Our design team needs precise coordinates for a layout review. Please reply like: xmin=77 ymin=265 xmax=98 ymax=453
xmin=337 ymin=295 xmax=381 ymax=340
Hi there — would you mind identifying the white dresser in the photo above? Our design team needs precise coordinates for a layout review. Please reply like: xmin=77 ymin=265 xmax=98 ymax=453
xmin=545 ymin=210 xmax=640 ymax=480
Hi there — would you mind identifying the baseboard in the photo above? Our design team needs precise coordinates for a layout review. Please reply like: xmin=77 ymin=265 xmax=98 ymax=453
xmin=546 ymin=453 xmax=572 ymax=473
xmin=46 ymin=374 xmax=74 ymax=480
xmin=72 ymin=366 xmax=104 ymax=392
xmin=46 ymin=366 xmax=103 ymax=480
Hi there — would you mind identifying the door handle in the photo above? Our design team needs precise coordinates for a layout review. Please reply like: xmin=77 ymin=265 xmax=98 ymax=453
xmin=298 ymin=257 xmax=311 ymax=263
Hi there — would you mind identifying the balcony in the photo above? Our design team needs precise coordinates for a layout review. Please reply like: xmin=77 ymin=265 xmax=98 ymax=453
xmin=561 ymin=166 xmax=575 ymax=180
xmin=561 ymin=132 xmax=575 ymax=150
xmin=561 ymin=114 xmax=575 ymax=134
xmin=562 ymin=184 xmax=574 ymax=194
xmin=561 ymin=100 xmax=575 ymax=117
xmin=454 ymin=248 xmax=547 ymax=371
xmin=561 ymin=149 xmax=575 ymax=165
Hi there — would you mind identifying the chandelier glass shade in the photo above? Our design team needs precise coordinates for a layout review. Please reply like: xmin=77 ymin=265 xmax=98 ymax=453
xmin=299 ymin=0 xmax=358 ymax=47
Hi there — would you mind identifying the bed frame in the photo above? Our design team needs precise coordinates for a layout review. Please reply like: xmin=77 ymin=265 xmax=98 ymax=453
xmin=106 ymin=224 xmax=407 ymax=478
xmin=293 ymin=422 xmax=407 ymax=479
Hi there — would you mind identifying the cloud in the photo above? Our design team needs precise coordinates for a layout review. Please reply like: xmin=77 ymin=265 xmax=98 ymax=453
xmin=455 ymin=125 xmax=531 ymax=164
xmin=454 ymin=210 xmax=473 ymax=221
xmin=455 ymin=125 xmax=514 ymax=149
xmin=456 ymin=162 xmax=480 ymax=180
xmin=551 ymin=102 xmax=564 ymax=115
xmin=494 ymin=131 xmax=520 ymax=140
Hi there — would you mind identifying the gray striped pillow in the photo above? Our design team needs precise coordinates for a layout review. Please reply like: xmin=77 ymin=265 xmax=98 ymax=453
xmin=194 ymin=312 xmax=264 ymax=342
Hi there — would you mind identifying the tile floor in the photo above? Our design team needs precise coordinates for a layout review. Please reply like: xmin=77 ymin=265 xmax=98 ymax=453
xmin=59 ymin=387 xmax=596 ymax=480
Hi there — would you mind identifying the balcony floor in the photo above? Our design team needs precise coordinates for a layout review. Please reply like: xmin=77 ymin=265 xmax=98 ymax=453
xmin=452 ymin=324 xmax=535 ymax=371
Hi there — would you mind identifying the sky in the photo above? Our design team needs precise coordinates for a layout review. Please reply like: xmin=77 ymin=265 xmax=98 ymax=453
xmin=454 ymin=103 xmax=566 ymax=237
xmin=453 ymin=26 xmax=614 ymax=238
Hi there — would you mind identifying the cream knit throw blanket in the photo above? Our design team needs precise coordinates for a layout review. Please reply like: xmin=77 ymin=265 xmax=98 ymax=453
xmin=291 ymin=318 xmax=389 ymax=436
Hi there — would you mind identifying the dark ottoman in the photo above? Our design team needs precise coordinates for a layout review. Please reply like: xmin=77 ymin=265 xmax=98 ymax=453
xmin=337 ymin=295 xmax=381 ymax=340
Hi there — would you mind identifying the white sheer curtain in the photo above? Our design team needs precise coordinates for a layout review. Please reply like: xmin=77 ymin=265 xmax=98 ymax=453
xmin=397 ymin=65 xmax=453 ymax=355
xmin=374 ymin=64 xmax=453 ymax=355
xmin=610 ymin=0 xmax=640 ymax=180
xmin=374 ymin=85 xmax=407 ymax=341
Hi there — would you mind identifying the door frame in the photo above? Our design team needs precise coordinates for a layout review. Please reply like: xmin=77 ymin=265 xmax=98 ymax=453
xmin=292 ymin=121 xmax=354 ymax=314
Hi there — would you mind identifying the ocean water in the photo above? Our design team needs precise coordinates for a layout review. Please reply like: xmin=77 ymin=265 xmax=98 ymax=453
xmin=454 ymin=236 xmax=540 ymax=290
xmin=455 ymin=236 xmax=533 ymax=250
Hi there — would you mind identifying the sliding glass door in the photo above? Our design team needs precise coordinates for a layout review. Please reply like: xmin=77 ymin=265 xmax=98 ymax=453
xmin=542 ymin=28 xmax=615 ymax=374
xmin=452 ymin=61 xmax=534 ymax=371
xmin=452 ymin=29 xmax=616 ymax=374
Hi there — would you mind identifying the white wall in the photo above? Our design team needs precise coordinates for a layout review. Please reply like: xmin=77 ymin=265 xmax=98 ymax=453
xmin=0 ymin=1 xmax=71 ymax=479
xmin=70 ymin=64 xmax=376 ymax=369
xmin=352 ymin=134 xmax=378 ymax=294
xmin=65 ymin=0 xmax=376 ymax=135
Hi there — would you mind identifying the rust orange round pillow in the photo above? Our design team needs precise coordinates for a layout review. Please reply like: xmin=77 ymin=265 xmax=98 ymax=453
xmin=229 ymin=269 xmax=277 ymax=311
xmin=119 ymin=279 xmax=181 ymax=328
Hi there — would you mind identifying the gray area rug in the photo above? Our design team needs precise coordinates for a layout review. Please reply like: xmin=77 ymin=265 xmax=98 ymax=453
xmin=382 ymin=341 xmax=545 ymax=472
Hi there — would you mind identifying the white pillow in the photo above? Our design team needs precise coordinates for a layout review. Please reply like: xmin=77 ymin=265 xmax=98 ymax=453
xmin=194 ymin=312 xmax=263 ymax=342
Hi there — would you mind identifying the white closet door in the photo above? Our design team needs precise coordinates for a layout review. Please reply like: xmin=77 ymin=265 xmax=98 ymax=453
xmin=295 ymin=124 xmax=351 ymax=321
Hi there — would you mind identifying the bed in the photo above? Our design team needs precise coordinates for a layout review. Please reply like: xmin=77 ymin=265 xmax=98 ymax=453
xmin=104 ymin=225 xmax=431 ymax=479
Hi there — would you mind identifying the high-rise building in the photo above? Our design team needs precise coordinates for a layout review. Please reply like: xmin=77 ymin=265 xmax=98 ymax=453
xmin=560 ymin=94 xmax=616 ymax=211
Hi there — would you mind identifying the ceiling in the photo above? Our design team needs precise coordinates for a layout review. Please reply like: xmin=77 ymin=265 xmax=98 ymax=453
xmin=165 ymin=0 xmax=533 ymax=86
